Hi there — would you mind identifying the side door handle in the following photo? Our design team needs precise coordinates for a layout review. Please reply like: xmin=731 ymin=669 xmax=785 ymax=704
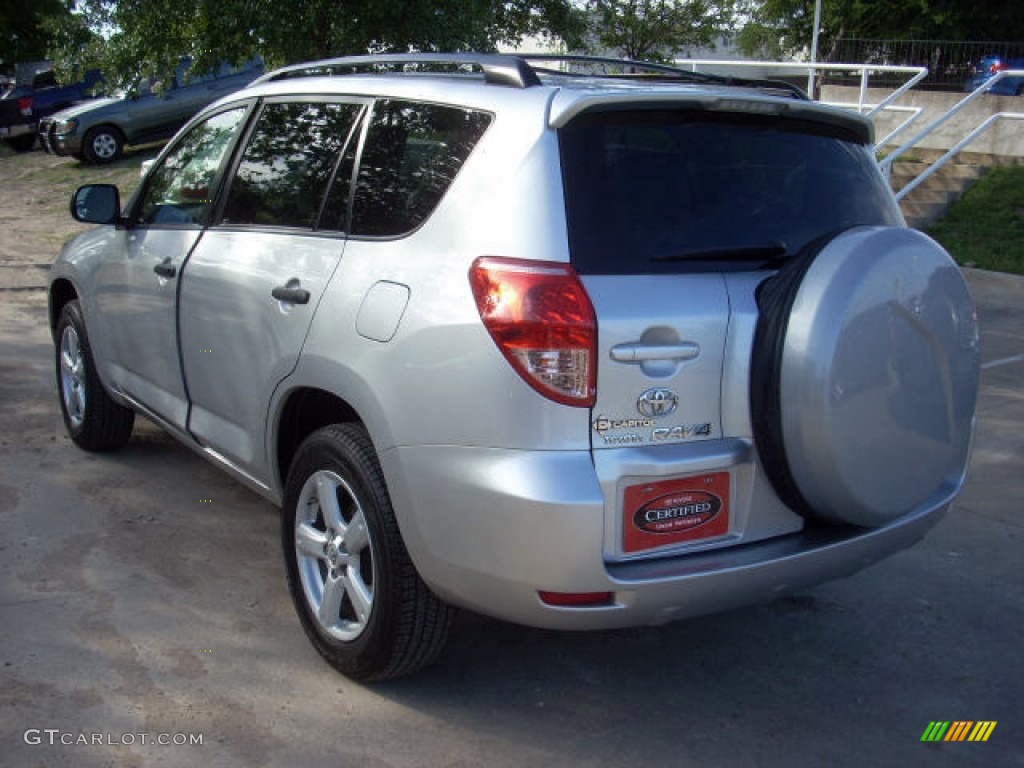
xmin=272 ymin=285 xmax=310 ymax=305
xmin=153 ymin=260 xmax=177 ymax=278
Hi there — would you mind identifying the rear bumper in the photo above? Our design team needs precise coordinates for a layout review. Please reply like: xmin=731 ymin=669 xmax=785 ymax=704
xmin=380 ymin=443 xmax=956 ymax=630
xmin=0 ymin=123 xmax=35 ymax=139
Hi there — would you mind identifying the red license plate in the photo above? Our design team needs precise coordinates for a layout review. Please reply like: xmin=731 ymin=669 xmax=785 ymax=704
xmin=622 ymin=472 xmax=730 ymax=553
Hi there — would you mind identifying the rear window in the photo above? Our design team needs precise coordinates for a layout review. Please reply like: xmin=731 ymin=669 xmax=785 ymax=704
xmin=559 ymin=110 xmax=901 ymax=273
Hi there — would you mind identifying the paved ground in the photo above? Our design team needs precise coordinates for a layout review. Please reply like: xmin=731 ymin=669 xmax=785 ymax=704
xmin=0 ymin=151 xmax=1021 ymax=767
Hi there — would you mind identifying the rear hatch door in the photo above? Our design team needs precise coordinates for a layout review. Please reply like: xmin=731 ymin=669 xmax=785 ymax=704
xmin=556 ymin=101 xmax=902 ymax=560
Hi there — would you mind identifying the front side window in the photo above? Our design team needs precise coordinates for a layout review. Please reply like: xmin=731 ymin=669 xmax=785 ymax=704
xmin=138 ymin=107 xmax=247 ymax=226
xmin=221 ymin=101 xmax=363 ymax=230
xmin=350 ymin=100 xmax=492 ymax=237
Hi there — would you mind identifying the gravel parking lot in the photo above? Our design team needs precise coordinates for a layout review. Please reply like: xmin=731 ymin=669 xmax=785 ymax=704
xmin=1 ymin=146 xmax=1022 ymax=767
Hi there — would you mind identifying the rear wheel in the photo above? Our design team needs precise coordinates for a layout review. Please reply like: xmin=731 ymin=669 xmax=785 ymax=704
xmin=7 ymin=134 xmax=36 ymax=152
xmin=282 ymin=424 xmax=452 ymax=681
xmin=55 ymin=300 xmax=134 ymax=451
xmin=82 ymin=125 xmax=123 ymax=164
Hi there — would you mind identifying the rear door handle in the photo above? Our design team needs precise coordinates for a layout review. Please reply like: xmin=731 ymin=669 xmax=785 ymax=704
xmin=610 ymin=342 xmax=700 ymax=363
xmin=272 ymin=285 xmax=310 ymax=305
xmin=153 ymin=261 xmax=177 ymax=278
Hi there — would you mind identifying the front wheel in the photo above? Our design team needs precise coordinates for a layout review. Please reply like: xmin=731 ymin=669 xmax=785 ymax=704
xmin=55 ymin=300 xmax=134 ymax=451
xmin=82 ymin=125 xmax=123 ymax=164
xmin=282 ymin=424 xmax=453 ymax=681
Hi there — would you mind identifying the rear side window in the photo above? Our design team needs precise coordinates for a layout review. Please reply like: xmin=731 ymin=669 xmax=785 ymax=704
xmin=560 ymin=110 xmax=901 ymax=273
xmin=350 ymin=99 xmax=492 ymax=237
xmin=221 ymin=101 xmax=363 ymax=230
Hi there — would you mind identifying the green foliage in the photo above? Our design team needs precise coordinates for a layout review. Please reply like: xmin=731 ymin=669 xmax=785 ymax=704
xmin=0 ymin=0 xmax=73 ymax=72
xmin=589 ymin=0 xmax=730 ymax=61
xmin=736 ymin=0 xmax=1024 ymax=60
xmin=928 ymin=166 xmax=1024 ymax=276
xmin=45 ymin=0 xmax=588 ymax=89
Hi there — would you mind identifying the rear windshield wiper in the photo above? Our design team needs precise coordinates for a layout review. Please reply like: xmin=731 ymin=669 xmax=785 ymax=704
xmin=651 ymin=243 xmax=789 ymax=263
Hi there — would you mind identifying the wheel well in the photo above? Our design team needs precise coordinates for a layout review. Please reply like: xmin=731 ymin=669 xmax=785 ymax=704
xmin=276 ymin=388 xmax=360 ymax=486
xmin=49 ymin=279 xmax=78 ymax=333
xmin=87 ymin=123 xmax=123 ymax=140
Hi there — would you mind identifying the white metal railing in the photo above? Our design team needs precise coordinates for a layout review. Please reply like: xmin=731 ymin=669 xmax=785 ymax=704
xmin=879 ymin=69 xmax=1024 ymax=197
xmin=825 ymin=102 xmax=924 ymax=150
xmin=673 ymin=59 xmax=929 ymax=117
xmin=894 ymin=112 xmax=1024 ymax=200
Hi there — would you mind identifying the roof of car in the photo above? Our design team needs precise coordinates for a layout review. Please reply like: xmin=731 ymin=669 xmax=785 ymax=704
xmin=240 ymin=53 xmax=875 ymax=144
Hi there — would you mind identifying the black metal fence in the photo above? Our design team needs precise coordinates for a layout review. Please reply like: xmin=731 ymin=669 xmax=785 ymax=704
xmin=823 ymin=39 xmax=1024 ymax=91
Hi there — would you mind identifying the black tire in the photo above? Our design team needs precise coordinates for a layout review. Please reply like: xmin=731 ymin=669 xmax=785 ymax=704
xmin=8 ymin=134 xmax=36 ymax=152
xmin=750 ymin=231 xmax=837 ymax=519
xmin=82 ymin=125 xmax=123 ymax=164
xmin=55 ymin=300 xmax=134 ymax=451
xmin=282 ymin=424 xmax=452 ymax=681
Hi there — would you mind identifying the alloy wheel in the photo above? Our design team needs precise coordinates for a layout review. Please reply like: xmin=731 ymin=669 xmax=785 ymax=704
xmin=59 ymin=324 xmax=86 ymax=429
xmin=294 ymin=470 xmax=375 ymax=642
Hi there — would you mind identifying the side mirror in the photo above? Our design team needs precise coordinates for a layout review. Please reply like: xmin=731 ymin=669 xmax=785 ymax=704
xmin=70 ymin=184 xmax=121 ymax=224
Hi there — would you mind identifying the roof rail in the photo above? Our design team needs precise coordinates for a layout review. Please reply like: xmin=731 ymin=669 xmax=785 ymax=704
xmin=255 ymin=53 xmax=542 ymax=89
xmin=521 ymin=54 xmax=809 ymax=100
xmin=253 ymin=52 xmax=808 ymax=100
xmin=521 ymin=54 xmax=719 ymax=79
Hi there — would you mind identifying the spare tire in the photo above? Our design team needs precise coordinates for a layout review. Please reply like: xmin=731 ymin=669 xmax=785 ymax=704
xmin=751 ymin=226 xmax=980 ymax=528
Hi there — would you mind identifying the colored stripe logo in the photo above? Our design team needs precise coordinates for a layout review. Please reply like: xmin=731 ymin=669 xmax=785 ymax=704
xmin=921 ymin=721 xmax=997 ymax=742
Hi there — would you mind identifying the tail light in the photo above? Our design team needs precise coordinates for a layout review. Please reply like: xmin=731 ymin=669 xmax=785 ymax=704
xmin=990 ymin=60 xmax=1007 ymax=75
xmin=18 ymin=97 xmax=33 ymax=117
xmin=469 ymin=256 xmax=596 ymax=407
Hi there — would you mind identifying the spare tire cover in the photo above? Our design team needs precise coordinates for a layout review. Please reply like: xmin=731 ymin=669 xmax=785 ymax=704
xmin=751 ymin=226 xmax=980 ymax=527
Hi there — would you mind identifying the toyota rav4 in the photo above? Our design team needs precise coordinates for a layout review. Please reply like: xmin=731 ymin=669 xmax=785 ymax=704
xmin=49 ymin=54 xmax=980 ymax=681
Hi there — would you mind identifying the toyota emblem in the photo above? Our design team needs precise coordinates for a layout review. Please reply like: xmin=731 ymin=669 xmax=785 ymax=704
xmin=637 ymin=388 xmax=679 ymax=418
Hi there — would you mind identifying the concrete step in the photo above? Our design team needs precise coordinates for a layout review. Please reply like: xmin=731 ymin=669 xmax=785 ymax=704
xmin=900 ymin=199 xmax=948 ymax=230
xmin=890 ymin=161 xmax=986 ymax=181
xmin=901 ymin=188 xmax=959 ymax=205
xmin=895 ymin=148 xmax=1024 ymax=167
xmin=890 ymin=156 xmax=990 ymax=229
xmin=889 ymin=162 xmax=986 ymax=193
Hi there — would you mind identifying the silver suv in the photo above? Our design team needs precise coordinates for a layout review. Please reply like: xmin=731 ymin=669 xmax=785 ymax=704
xmin=49 ymin=54 xmax=981 ymax=681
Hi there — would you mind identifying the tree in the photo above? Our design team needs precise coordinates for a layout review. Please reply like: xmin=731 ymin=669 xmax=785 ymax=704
xmin=736 ymin=0 xmax=1024 ymax=61
xmin=46 ymin=0 xmax=588 ymax=90
xmin=588 ymin=0 xmax=731 ymax=61
xmin=0 ymin=0 xmax=74 ymax=73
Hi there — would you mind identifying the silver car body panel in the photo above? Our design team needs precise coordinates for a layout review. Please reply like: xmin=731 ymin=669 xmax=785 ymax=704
xmin=583 ymin=273 xmax=729 ymax=450
xmin=180 ymin=229 xmax=347 ymax=474
xmin=380 ymin=441 xmax=958 ymax=630
xmin=94 ymin=227 xmax=198 ymax=428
